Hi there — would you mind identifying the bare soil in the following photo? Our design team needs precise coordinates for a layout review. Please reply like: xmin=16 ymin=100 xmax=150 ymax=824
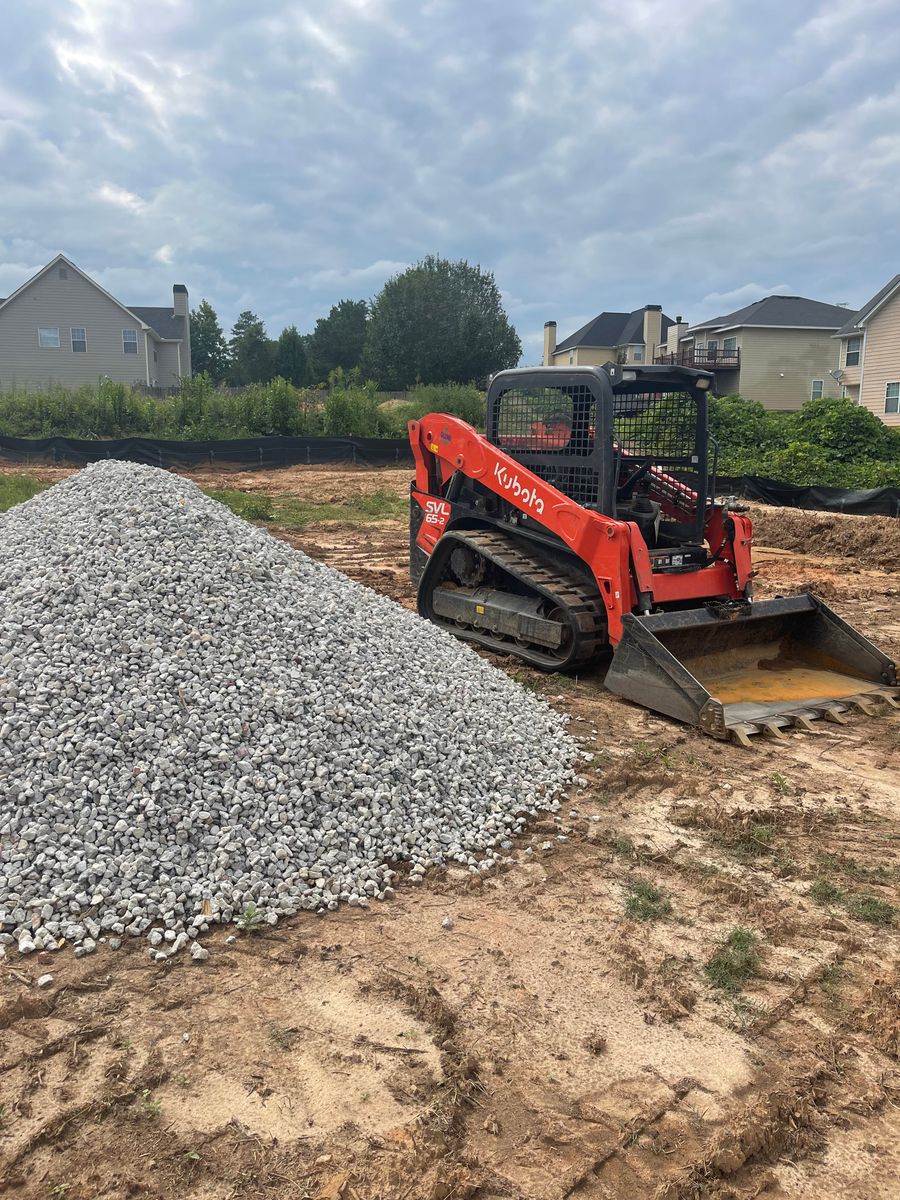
xmin=2 ymin=465 xmax=899 ymax=1200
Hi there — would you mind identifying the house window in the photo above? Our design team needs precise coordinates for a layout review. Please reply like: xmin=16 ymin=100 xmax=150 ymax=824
xmin=707 ymin=339 xmax=719 ymax=350
xmin=633 ymin=347 xmax=643 ymax=362
xmin=810 ymin=379 xmax=824 ymax=401
xmin=845 ymin=336 xmax=861 ymax=367
xmin=123 ymin=329 xmax=139 ymax=354
xmin=886 ymin=383 xmax=900 ymax=414
xmin=71 ymin=326 xmax=87 ymax=353
xmin=58 ymin=267 xmax=68 ymax=280
xmin=568 ymin=351 xmax=575 ymax=364
xmin=723 ymin=337 xmax=737 ymax=352
xmin=38 ymin=327 xmax=60 ymax=348
xmin=841 ymin=385 xmax=849 ymax=399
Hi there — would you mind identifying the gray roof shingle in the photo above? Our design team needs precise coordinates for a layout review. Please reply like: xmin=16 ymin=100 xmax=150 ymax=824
xmin=128 ymin=306 xmax=186 ymax=340
xmin=690 ymin=295 xmax=853 ymax=333
xmin=834 ymin=274 xmax=900 ymax=337
xmin=556 ymin=307 xmax=673 ymax=352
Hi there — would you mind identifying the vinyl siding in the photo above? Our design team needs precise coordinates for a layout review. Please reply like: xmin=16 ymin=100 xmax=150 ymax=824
xmin=551 ymin=346 xmax=616 ymax=366
xmin=733 ymin=328 xmax=840 ymax=411
xmin=859 ymin=293 xmax=900 ymax=427
xmin=0 ymin=266 xmax=149 ymax=391
xmin=154 ymin=340 xmax=182 ymax=387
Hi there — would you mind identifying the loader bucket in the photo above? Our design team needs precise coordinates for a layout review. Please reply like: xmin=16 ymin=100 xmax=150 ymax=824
xmin=605 ymin=594 xmax=899 ymax=745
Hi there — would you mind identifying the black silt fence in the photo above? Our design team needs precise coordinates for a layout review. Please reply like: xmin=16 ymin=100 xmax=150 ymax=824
xmin=0 ymin=435 xmax=415 ymax=471
xmin=0 ymin=436 xmax=897 ymax=517
xmin=714 ymin=475 xmax=900 ymax=518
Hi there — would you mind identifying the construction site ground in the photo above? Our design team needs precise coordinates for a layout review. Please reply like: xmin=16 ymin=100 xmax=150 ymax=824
xmin=1 ymin=463 xmax=898 ymax=1200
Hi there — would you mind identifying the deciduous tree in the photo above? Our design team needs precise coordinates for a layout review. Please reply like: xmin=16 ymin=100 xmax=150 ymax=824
xmin=364 ymin=256 xmax=521 ymax=388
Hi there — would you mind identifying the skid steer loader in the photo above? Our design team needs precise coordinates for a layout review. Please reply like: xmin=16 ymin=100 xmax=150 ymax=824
xmin=408 ymin=365 xmax=898 ymax=745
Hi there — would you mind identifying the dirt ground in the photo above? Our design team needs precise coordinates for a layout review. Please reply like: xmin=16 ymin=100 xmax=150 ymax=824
xmin=1 ymin=465 xmax=898 ymax=1200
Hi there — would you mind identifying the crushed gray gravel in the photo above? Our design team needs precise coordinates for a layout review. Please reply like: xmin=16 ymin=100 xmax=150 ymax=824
xmin=0 ymin=462 xmax=575 ymax=955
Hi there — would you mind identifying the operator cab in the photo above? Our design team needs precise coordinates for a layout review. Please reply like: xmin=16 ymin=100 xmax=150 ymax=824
xmin=486 ymin=363 xmax=714 ymax=571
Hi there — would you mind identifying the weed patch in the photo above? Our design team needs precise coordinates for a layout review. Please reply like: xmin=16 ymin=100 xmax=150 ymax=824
xmin=810 ymin=878 xmax=845 ymax=905
xmin=705 ymin=927 xmax=761 ymax=993
xmin=625 ymin=880 xmax=672 ymax=922
xmin=845 ymin=895 xmax=895 ymax=925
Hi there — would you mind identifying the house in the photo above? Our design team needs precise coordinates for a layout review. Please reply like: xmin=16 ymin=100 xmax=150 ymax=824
xmin=543 ymin=305 xmax=680 ymax=368
xmin=0 ymin=254 xmax=191 ymax=391
xmin=832 ymin=274 xmax=900 ymax=427
xmin=659 ymin=295 xmax=852 ymax=410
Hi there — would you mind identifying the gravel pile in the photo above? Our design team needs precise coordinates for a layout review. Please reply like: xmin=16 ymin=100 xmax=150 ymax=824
xmin=0 ymin=462 xmax=574 ymax=957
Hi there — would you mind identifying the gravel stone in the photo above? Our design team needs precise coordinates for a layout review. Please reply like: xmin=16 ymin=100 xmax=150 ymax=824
xmin=0 ymin=463 xmax=574 ymax=954
xmin=36 ymin=973 xmax=54 ymax=988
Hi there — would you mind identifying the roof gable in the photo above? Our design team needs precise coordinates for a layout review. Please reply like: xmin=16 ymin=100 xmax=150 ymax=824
xmin=834 ymin=274 xmax=900 ymax=337
xmin=690 ymin=295 xmax=853 ymax=333
xmin=556 ymin=307 xmax=673 ymax=352
xmin=0 ymin=254 xmax=159 ymax=332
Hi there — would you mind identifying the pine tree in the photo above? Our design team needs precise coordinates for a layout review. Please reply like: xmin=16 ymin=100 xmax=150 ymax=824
xmin=189 ymin=300 xmax=229 ymax=382
xmin=274 ymin=325 xmax=309 ymax=386
xmin=228 ymin=311 xmax=275 ymax=385
xmin=308 ymin=300 xmax=368 ymax=380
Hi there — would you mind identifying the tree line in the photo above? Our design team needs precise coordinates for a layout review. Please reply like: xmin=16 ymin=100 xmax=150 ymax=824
xmin=190 ymin=256 xmax=522 ymax=389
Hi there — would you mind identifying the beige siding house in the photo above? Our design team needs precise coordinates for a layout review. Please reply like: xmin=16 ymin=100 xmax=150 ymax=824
xmin=0 ymin=254 xmax=191 ymax=391
xmin=671 ymin=296 xmax=852 ymax=410
xmin=543 ymin=305 xmax=674 ymax=367
xmin=833 ymin=275 xmax=900 ymax=427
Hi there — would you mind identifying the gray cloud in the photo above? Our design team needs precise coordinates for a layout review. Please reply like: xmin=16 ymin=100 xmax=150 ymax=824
xmin=1 ymin=0 xmax=898 ymax=358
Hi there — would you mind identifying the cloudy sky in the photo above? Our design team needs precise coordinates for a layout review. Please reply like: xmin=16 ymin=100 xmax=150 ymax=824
xmin=2 ymin=0 xmax=898 ymax=361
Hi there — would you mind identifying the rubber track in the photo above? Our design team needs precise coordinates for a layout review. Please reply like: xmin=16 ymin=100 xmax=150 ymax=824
xmin=427 ymin=528 xmax=607 ymax=670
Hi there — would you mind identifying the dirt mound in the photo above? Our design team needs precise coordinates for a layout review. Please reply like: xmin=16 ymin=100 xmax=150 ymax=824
xmin=748 ymin=504 xmax=900 ymax=573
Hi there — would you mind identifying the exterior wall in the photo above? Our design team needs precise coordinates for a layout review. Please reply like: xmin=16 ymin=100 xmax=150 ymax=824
xmin=0 ymin=266 xmax=149 ymax=391
xmin=732 ymin=328 xmax=840 ymax=410
xmin=711 ymin=368 xmax=740 ymax=395
xmin=154 ymin=341 xmax=182 ymax=387
xmin=859 ymin=296 xmax=900 ymax=427
xmin=550 ymin=345 xmax=615 ymax=366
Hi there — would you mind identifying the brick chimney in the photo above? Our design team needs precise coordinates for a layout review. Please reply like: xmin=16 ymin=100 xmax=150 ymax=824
xmin=642 ymin=305 xmax=662 ymax=363
xmin=543 ymin=320 xmax=557 ymax=366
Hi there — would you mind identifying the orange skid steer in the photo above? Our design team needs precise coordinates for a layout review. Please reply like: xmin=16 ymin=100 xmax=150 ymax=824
xmin=408 ymin=365 xmax=898 ymax=745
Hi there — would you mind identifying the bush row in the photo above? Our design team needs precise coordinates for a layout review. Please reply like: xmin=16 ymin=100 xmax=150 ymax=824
xmin=0 ymin=374 xmax=484 ymax=442
xmin=708 ymin=394 xmax=900 ymax=489
xmin=0 ymin=379 xmax=896 ymax=489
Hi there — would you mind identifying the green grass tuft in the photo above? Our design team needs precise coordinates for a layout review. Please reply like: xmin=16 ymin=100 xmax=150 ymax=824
xmin=845 ymin=895 xmax=895 ymax=925
xmin=611 ymin=835 xmax=635 ymax=859
xmin=705 ymin=927 xmax=761 ymax=993
xmin=810 ymin=878 xmax=845 ymax=905
xmin=625 ymin=880 xmax=672 ymax=921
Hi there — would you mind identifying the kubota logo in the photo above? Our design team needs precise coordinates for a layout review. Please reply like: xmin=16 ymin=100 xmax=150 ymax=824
xmin=493 ymin=463 xmax=545 ymax=515
xmin=424 ymin=499 xmax=451 ymax=527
